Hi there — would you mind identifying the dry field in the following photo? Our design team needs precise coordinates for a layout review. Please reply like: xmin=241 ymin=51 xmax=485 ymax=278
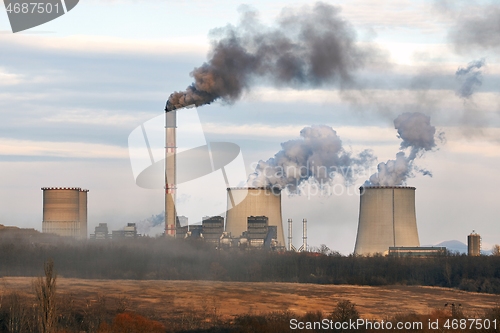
xmin=1 ymin=277 xmax=499 ymax=320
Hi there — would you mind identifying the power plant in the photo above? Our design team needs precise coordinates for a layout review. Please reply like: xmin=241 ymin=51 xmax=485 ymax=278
xmin=225 ymin=187 xmax=286 ymax=248
xmin=41 ymin=187 xmax=88 ymax=239
xmin=354 ymin=186 xmax=420 ymax=255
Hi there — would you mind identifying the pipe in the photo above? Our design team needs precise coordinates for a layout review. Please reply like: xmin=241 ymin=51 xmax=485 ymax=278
xmin=302 ymin=218 xmax=307 ymax=252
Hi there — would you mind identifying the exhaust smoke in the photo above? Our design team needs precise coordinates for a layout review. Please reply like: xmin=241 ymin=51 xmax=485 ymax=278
xmin=166 ymin=2 xmax=376 ymax=111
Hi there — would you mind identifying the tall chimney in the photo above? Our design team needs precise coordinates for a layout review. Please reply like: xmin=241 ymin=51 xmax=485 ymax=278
xmin=165 ymin=108 xmax=176 ymax=237
xmin=288 ymin=218 xmax=293 ymax=251
xmin=302 ymin=218 xmax=307 ymax=252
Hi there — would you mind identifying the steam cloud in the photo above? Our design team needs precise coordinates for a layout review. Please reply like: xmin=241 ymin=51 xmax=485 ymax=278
xmin=366 ymin=112 xmax=441 ymax=186
xmin=166 ymin=2 xmax=373 ymax=111
xmin=136 ymin=212 xmax=164 ymax=236
xmin=249 ymin=125 xmax=375 ymax=191
xmin=455 ymin=59 xmax=485 ymax=99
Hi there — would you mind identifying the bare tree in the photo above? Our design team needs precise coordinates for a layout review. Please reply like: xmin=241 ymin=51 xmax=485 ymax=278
xmin=83 ymin=294 xmax=107 ymax=333
xmin=33 ymin=259 xmax=57 ymax=333
xmin=492 ymin=244 xmax=500 ymax=256
xmin=5 ymin=292 xmax=28 ymax=333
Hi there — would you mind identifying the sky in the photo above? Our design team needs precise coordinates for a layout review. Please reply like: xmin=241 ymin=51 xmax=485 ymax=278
xmin=0 ymin=0 xmax=499 ymax=254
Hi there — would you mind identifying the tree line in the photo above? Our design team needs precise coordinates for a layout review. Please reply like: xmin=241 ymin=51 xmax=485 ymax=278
xmin=0 ymin=233 xmax=499 ymax=294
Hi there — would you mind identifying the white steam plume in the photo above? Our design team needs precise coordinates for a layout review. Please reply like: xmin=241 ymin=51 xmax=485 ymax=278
xmin=249 ymin=125 xmax=375 ymax=191
xmin=366 ymin=112 xmax=443 ymax=186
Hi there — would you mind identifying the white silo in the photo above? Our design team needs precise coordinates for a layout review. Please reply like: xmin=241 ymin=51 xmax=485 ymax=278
xmin=225 ymin=187 xmax=285 ymax=247
xmin=354 ymin=186 xmax=420 ymax=255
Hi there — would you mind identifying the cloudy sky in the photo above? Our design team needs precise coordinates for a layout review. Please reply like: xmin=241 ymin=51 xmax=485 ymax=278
xmin=1 ymin=0 xmax=499 ymax=254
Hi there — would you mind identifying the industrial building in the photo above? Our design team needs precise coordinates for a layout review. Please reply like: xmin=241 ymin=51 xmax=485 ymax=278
xmin=225 ymin=187 xmax=285 ymax=248
xmin=468 ymin=231 xmax=481 ymax=256
xmin=41 ymin=187 xmax=88 ymax=239
xmin=90 ymin=223 xmax=110 ymax=240
xmin=246 ymin=216 xmax=268 ymax=248
xmin=354 ymin=186 xmax=420 ymax=255
xmin=176 ymin=216 xmax=189 ymax=239
xmin=388 ymin=246 xmax=446 ymax=257
xmin=202 ymin=216 xmax=224 ymax=245
xmin=112 ymin=223 xmax=138 ymax=239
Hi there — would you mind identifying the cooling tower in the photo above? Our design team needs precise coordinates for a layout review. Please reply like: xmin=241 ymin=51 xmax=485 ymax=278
xmin=42 ymin=187 xmax=88 ymax=239
xmin=225 ymin=187 xmax=285 ymax=247
xmin=354 ymin=186 xmax=419 ymax=255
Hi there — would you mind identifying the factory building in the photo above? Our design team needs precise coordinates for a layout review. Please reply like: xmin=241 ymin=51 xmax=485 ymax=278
xmin=175 ymin=216 xmax=189 ymax=239
xmin=112 ymin=223 xmax=138 ymax=239
xmin=247 ymin=216 xmax=268 ymax=248
xmin=354 ymin=186 xmax=420 ymax=255
xmin=225 ymin=187 xmax=285 ymax=248
xmin=468 ymin=231 xmax=481 ymax=256
xmin=202 ymin=216 xmax=224 ymax=245
xmin=90 ymin=223 xmax=110 ymax=240
xmin=388 ymin=246 xmax=446 ymax=257
xmin=41 ymin=187 xmax=88 ymax=239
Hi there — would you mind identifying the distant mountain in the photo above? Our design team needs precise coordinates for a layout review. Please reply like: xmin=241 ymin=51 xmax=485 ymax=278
xmin=434 ymin=240 xmax=467 ymax=254
xmin=423 ymin=240 xmax=492 ymax=255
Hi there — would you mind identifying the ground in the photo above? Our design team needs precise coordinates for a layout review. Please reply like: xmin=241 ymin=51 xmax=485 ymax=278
xmin=1 ymin=277 xmax=499 ymax=320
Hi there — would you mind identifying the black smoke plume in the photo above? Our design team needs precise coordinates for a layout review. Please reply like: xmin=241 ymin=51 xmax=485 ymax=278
xmin=366 ymin=112 xmax=441 ymax=186
xmin=166 ymin=2 xmax=374 ymax=111
xmin=249 ymin=125 xmax=375 ymax=191
xmin=455 ymin=59 xmax=485 ymax=99
xmin=449 ymin=5 xmax=500 ymax=51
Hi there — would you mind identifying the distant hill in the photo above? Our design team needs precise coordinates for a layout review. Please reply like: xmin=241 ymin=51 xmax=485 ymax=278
xmin=434 ymin=240 xmax=467 ymax=254
xmin=430 ymin=240 xmax=492 ymax=255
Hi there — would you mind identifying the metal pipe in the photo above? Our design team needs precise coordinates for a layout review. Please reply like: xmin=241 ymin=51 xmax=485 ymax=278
xmin=302 ymin=218 xmax=307 ymax=252
xmin=288 ymin=218 xmax=292 ymax=251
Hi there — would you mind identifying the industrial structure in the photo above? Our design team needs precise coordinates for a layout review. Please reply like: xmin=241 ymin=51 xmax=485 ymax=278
xmin=202 ymin=216 xmax=224 ymax=245
xmin=225 ymin=187 xmax=286 ymax=248
xmin=388 ymin=246 xmax=446 ymax=257
xmin=354 ymin=186 xmax=420 ymax=255
xmin=112 ymin=223 xmax=138 ymax=239
xmin=90 ymin=223 xmax=110 ymax=240
xmin=165 ymin=109 xmax=177 ymax=237
xmin=41 ymin=187 xmax=88 ymax=239
xmin=468 ymin=231 xmax=481 ymax=256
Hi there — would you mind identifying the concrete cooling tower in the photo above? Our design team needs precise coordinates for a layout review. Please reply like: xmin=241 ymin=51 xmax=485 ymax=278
xmin=354 ymin=186 xmax=419 ymax=255
xmin=42 ymin=187 xmax=88 ymax=239
xmin=225 ymin=187 xmax=285 ymax=247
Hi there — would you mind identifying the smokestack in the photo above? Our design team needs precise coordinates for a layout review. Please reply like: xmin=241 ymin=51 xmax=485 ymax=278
xmin=302 ymin=218 xmax=307 ymax=252
xmin=288 ymin=218 xmax=293 ymax=251
xmin=354 ymin=186 xmax=420 ymax=255
xmin=165 ymin=107 xmax=176 ymax=237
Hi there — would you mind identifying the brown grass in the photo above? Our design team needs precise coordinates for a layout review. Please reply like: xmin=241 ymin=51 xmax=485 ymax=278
xmin=1 ymin=277 xmax=499 ymax=320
